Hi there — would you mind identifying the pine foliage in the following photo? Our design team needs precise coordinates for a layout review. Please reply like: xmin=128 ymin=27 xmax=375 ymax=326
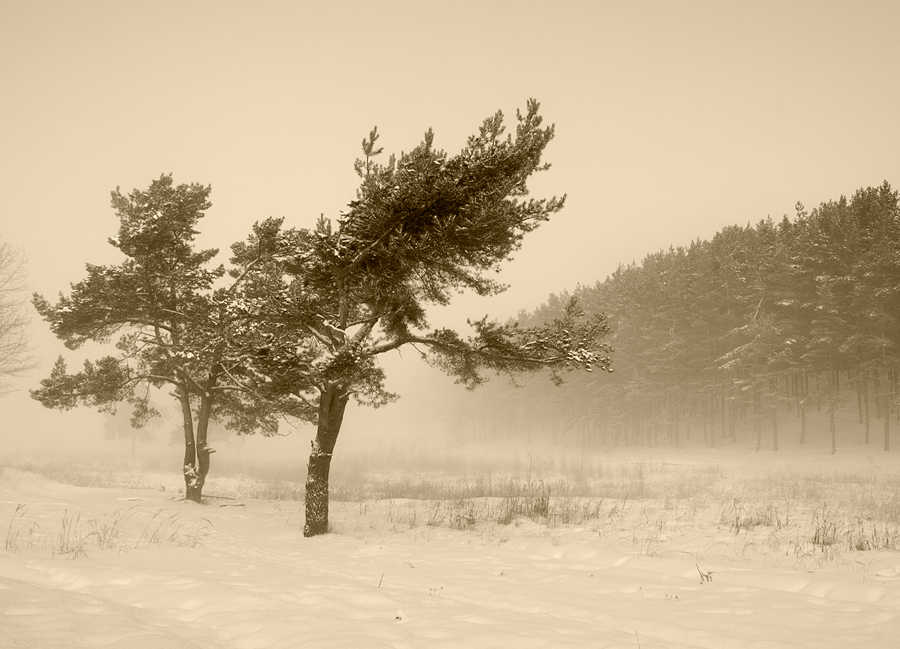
xmin=472 ymin=182 xmax=900 ymax=452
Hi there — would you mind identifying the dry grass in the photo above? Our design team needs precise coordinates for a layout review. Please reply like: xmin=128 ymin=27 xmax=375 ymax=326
xmin=3 ymin=448 xmax=899 ymax=566
xmin=4 ymin=501 xmax=210 ymax=558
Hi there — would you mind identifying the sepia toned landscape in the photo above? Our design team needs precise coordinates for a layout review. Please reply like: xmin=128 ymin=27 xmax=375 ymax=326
xmin=2 ymin=1 xmax=900 ymax=647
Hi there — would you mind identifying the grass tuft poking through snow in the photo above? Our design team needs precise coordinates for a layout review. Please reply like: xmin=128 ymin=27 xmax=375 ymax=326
xmin=5 ymin=501 xmax=211 ymax=558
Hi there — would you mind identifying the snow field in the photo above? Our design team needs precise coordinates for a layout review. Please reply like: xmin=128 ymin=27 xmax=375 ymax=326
xmin=2 ymin=447 xmax=900 ymax=648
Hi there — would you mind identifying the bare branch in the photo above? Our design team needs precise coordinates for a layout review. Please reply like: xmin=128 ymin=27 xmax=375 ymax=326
xmin=0 ymin=242 xmax=39 ymax=393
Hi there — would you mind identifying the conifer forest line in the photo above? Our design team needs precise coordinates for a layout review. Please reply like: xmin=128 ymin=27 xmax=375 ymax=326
xmin=448 ymin=182 xmax=900 ymax=454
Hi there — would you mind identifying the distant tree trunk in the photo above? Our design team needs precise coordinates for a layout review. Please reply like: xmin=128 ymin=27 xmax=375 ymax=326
xmin=304 ymin=384 xmax=349 ymax=537
xmin=772 ymin=405 xmax=778 ymax=452
xmin=797 ymin=403 xmax=804 ymax=445
xmin=701 ymin=396 xmax=708 ymax=445
xmin=857 ymin=374 xmax=864 ymax=424
xmin=894 ymin=368 xmax=899 ymax=423
xmin=884 ymin=389 xmax=891 ymax=452
xmin=601 ymin=405 xmax=610 ymax=446
xmin=755 ymin=391 xmax=762 ymax=452
xmin=728 ymin=400 xmax=736 ymax=444
xmin=637 ymin=408 xmax=644 ymax=446
xmin=719 ymin=391 xmax=727 ymax=445
xmin=672 ymin=406 xmax=681 ymax=449
xmin=799 ymin=387 xmax=807 ymax=446
xmin=703 ymin=404 xmax=710 ymax=447
xmin=874 ymin=369 xmax=883 ymax=420
xmin=829 ymin=403 xmax=837 ymax=455
xmin=863 ymin=371 xmax=871 ymax=445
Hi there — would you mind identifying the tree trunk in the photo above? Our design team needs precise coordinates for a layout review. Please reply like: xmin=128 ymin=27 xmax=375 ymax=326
xmin=755 ymin=391 xmax=762 ymax=452
xmin=179 ymin=387 xmax=201 ymax=503
xmin=874 ymin=369 xmax=882 ymax=420
xmin=863 ymin=371 xmax=870 ymax=445
xmin=719 ymin=389 xmax=726 ymax=446
xmin=857 ymin=375 xmax=864 ymax=424
xmin=195 ymin=391 xmax=215 ymax=500
xmin=772 ymin=406 xmax=778 ymax=452
xmin=304 ymin=385 xmax=349 ymax=537
xmin=181 ymin=371 xmax=218 ymax=504
xmin=800 ymin=399 xmax=806 ymax=445
xmin=830 ymin=404 xmax=837 ymax=455
xmin=728 ymin=399 xmax=736 ymax=444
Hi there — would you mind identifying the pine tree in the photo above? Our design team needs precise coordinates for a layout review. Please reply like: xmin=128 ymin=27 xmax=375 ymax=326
xmin=230 ymin=100 xmax=613 ymax=536
xmin=32 ymin=175 xmax=305 ymax=501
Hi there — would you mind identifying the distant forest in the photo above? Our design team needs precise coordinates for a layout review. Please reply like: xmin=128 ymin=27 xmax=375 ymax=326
xmin=445 ymin=182 xmax=900 ymax=453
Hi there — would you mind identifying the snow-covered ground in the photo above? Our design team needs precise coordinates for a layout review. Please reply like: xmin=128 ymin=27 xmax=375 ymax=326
xmin=2 ymin=448 xmax=900 ymax=648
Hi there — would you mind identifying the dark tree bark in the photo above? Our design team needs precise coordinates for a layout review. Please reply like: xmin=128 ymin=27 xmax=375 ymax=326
xmin=178 ymin=387 xmax=202 ymax=503
xmin=178 ymin=372 xmax=217 ymax=504
xmin=304 ymin=385 xmax=349 ymax=537
xmin=195 ymin=395 xmax=215 ymax=500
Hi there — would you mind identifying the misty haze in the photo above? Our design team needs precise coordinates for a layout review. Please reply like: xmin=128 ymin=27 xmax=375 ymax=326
xmin=2 ymin=2 xmax=900 ymax=648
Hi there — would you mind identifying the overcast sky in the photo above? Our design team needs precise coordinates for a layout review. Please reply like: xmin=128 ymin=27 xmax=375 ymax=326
xmin=2 ymin=1 xmax=899 ymax=455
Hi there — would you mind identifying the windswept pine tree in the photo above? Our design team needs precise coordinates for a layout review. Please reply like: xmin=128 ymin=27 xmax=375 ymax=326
xmin=30 ymin=102 xmax=614 ymax=527
xmin=228 ymin=99 xmax=614 ymax=536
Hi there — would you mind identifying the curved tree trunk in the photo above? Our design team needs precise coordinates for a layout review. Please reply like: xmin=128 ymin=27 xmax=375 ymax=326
xmin=304 ymin=385 xmax=349 ymax=537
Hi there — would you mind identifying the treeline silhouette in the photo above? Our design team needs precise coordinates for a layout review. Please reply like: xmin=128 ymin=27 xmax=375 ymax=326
xmin=444 ymin=182 xmax=900 ymax=453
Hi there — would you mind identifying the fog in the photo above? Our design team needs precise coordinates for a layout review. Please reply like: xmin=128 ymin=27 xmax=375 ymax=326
xmin=0 ymin=351 xmax=461 ymax=465
xmin=2 ymin=1 xmax=900 ymax=475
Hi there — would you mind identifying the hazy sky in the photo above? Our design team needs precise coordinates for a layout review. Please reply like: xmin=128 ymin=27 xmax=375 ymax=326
xmin=2 ymin=1 xmax=899 ymax=454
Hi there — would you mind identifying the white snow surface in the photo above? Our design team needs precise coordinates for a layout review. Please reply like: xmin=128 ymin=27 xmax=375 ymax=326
xmin=2 ymin=463 xmax=900 ymax=648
